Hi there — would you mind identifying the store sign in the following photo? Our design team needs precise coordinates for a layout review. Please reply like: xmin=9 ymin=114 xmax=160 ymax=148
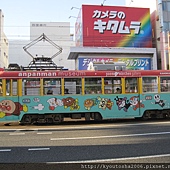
xmin=93 ymin=10 xmax=141 ymax=34
xmin=82 ymin=5 xmax=152 ymax=47
xmin=78 ymin=58 xmax=151 ymax=70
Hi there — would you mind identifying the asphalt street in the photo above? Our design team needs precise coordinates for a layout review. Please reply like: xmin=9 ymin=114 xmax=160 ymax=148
xmin=0 ymin=120 xmax=170 ymax=166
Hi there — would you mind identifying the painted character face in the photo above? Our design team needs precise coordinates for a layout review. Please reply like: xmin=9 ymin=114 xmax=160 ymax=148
xmin=154 ymin=94 xmax=160 ymax=102
xmin=99 ymin=99 xmax=107 ymax=109
xmin=84 ymin=99 xmax=94 ymax=108
xmin=62 ymin=97 xmax=75 ymax=107
xmin=47 ymin=98 xmax=57 ymax=110
xmin=130 ymin=97 xmax=138 ymax=106
xmin=47 ymin=98 xmax=63 ymax=110
xmin=0 ymin=100 xmax=16 ymax=115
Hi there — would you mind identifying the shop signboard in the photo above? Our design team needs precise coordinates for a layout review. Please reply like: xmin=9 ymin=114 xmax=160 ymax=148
xmin=82 ymin=5 xmax=152 ymax=47
xmin=78 ymin=58 xmax=151 ymax=70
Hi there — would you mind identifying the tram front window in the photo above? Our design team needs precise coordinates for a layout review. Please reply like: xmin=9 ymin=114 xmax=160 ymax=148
xmin=22 ymin=78 xmax=40 ymax=96
xmin=6 ymin=79 xmax=18 ymax=96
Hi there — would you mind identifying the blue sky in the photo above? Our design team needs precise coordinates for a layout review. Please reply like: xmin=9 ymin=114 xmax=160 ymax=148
xmin=0 ymin=0 xmax=125 ymax=39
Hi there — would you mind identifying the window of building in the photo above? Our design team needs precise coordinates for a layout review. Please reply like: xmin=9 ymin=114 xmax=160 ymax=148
xmin=104 ymin=78 xmax=122 ymax=94
xmin=142 ymin=77 xmax=158 ymax=93
xmin=162 ymin=1 xmax=170 ymax=11
xmin=163 ymin=22 xmax=169 ymax=31
xmin=85 ymin=78 xmax=102 ymax=94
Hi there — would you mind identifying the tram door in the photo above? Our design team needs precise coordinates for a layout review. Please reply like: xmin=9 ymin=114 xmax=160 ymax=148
xmin=125 ymin=77 xmax=141 ymax=116
xmin=4 ymin=79 xmax=20 ymax=121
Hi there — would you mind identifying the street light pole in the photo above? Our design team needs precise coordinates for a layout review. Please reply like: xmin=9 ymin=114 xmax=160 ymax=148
xmin=71 ymin=7 xmax=80 ymax=10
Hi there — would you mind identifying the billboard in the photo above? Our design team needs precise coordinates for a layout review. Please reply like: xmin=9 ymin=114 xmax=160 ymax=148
xmin=78 ymin=58 xmax=151 ymax=70
xmin=82 ymin=5 xmax=152 ymax=48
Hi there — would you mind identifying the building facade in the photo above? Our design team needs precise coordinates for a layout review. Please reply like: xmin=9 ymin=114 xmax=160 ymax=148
xmin=69 ymin=4 xmax=157 ymax=70
xmin=155 ymin=0 xmax=170 ymax=70
xmin=0 ymin=10 xmax=9 ymax=68
xmin=126 ymin=0 xmax=170 ymax=70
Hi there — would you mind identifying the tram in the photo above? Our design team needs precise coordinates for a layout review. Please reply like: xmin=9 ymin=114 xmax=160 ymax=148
xmin=0 ymin=69 xmax=170 ymax=125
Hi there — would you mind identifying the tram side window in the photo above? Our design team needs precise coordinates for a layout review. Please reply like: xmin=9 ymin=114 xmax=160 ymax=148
xmin=125 ymin=78 xmax=138 ymax=93
xmin=142 ymin=77 xmax=158 ymax=93
xmin=6 ymin=79 xmax=18 ymax=96
xmin=104 ymin=78 xmax=122 ymax=94
xmin=85 ymin=78 xmax=102 ymax=94
xmin=43 ymin=78 xmax=61 ymax=95
xmin=22 ymin=78 xmax=40 ymax=96
xmin=64 ymin=78 xmax=82 ymax=94
xmin=160 ymin=77 xmax=170 ymax=92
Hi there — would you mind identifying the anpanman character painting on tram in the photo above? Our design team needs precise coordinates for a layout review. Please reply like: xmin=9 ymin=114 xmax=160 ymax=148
xmin=0 ymin=100 xmax=28 ymax=118
xmin=129 ymin=96 xmax=145 ymax=111
xmin=84 ymin=98 xmax=98 ymax=110
xmin=84 ymin=97 xmax=114 ymax=110
xmin=62 ymin=97 xmax=80 ymax=111
xmin=47 ymin=98 xmax=63 ymax=110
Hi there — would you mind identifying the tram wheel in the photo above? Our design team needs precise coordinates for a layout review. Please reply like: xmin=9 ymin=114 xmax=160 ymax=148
xmin=162 ymin=111 xmax=170 ymax=119
xmin=94 ymin=113 xmax=102 ymax=121
xmin=85 ymin=113 xmax=90 ymax=121
xmin=53 ymin=114 xmax=63 ymax=124
xmin=23 ymin=115 xmax=32 ymax=124
xmin=142 ymin=111 xmax=150 ymax=120
xmin=45 ymin=118 xmax=53 ymax=124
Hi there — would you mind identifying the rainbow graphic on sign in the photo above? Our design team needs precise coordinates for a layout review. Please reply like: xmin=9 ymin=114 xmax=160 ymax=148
xmin=117 ymin=12 xmax=152 ymax=47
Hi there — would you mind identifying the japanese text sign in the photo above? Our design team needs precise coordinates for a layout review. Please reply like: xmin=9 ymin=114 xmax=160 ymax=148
xmin=82 ymin=5 xmax=152 ymax=47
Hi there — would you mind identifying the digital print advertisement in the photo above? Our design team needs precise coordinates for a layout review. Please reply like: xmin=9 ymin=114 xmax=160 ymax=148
xmin=78 ymin=58 xmax=151 ymax=70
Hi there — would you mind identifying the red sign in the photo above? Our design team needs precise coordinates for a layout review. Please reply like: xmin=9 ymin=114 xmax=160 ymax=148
xmin=82 ymin=5 xmax=152 ymax=48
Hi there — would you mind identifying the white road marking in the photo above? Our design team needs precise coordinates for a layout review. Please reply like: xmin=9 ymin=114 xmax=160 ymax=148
xmin=47 ymin=154 xmax=170 ymax=163
xmin=37 ymin=132 xmax=52 ymax=135
xmin=9 ymin=133 xmax=25 ymax=135
xmin=28 ymin=148 xmax=50 ymax=151
xmin=0 ymin=149 xmax=11 ymax=152
xmin=51 ymin=131 xmax=170 ymax=141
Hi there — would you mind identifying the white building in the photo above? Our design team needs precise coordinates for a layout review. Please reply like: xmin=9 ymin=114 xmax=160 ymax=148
xmin=9 ymin=22 xmax=75 ymax=70
xmin=0 ymin=10 xmax=9 ymax=68
xmin=125 ymin=0 xmax=156 ymax=12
